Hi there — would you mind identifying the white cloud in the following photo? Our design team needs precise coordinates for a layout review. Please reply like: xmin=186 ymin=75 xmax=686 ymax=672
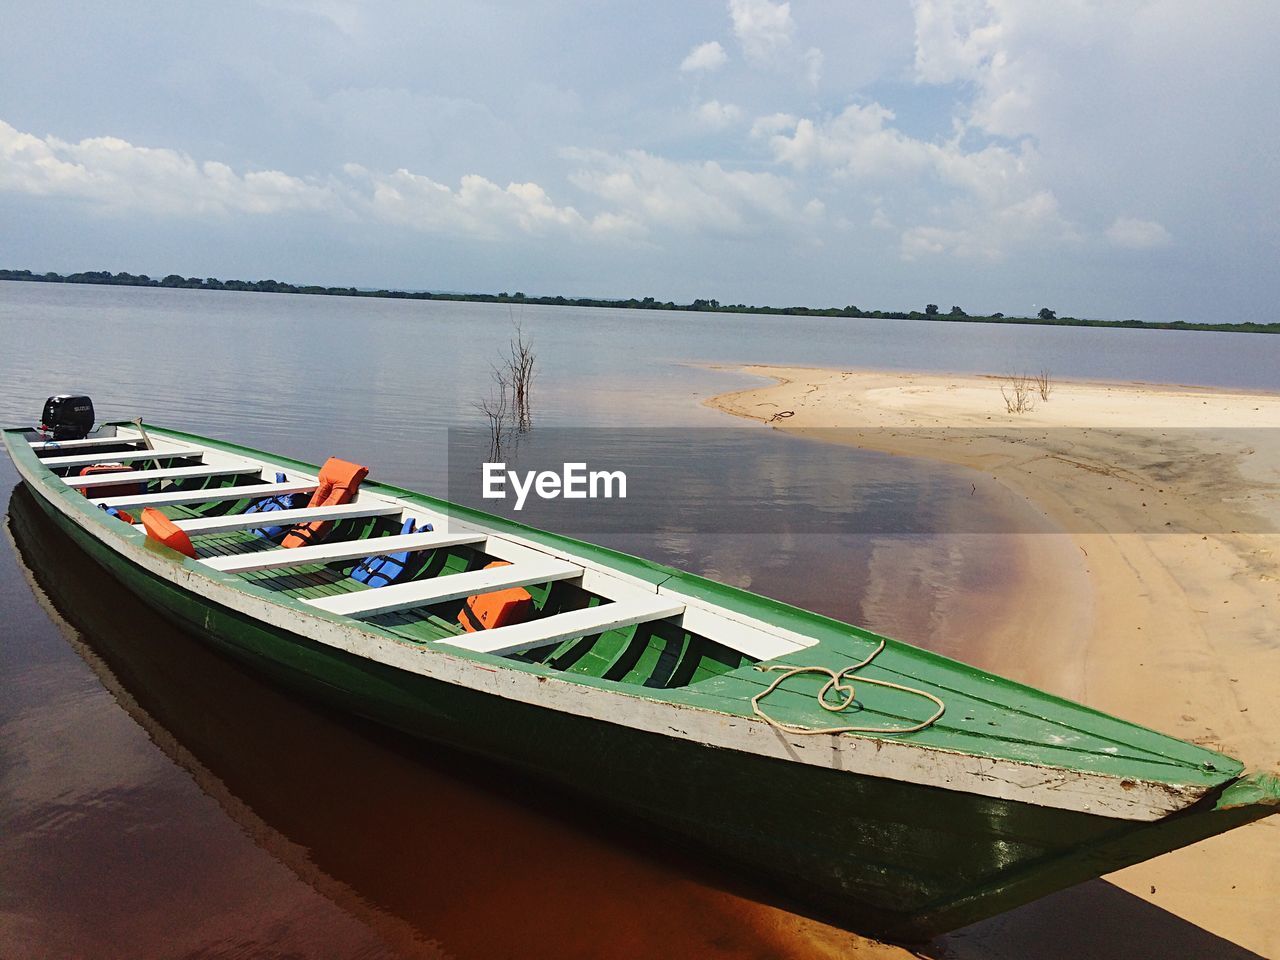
xmin=761 ymin=103 xmax=928 ymax=177
xmin=693 ymin=100 xmax=744 ymax=129
xmin=911 ymin=0 xmax=1003 ymax=85
xmin=565 ymin=147 xmax=816 ymax=238
xmin=1106 ymin=216 xmax=1171 ymax=249
xmin=909 ymin=2 xmax=1280 ymax=176
xmin=725 ymin=0 xmax=824 ymax=88
xmin=0 ymin=119 xmax=593 ymax=240
xmin=680 ymin=40 xmax=728 ymax=72
xmin=344 ymin=164 xmax=590 ymax=239
xmin=0 ymin=118 xmax=820 ymax=248
xmin=909 ymin=1 xmax=1075 ymax=142
xmin=901 ymin=190 xmax=1074 ymax=261
xmin=898 ymin=1 xmax=1278 ymax=272
xmin=729 ymin=0 xmax=794 ymax=64
xmin=757 ymin=102 xmax=1076 ymax=259
xmin=0 ymin=119 xmax=334 ymax=216
xmin=760 ymin=101 xmax=1042 ymax=206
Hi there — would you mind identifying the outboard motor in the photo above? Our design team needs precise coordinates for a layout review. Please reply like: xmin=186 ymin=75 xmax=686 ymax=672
xmin=40 ymin=394 xmax=95 ymax=440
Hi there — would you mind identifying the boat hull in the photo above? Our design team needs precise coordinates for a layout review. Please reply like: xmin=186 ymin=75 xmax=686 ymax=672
xmin=13 ymin=479 xmax=1276 ymax=941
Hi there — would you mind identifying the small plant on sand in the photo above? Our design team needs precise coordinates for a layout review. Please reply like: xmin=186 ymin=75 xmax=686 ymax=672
xmin=1001 ymin=373 xmax=1036 ymax=414
xmin=1034 ymin=369 xmax=1053 ymax=402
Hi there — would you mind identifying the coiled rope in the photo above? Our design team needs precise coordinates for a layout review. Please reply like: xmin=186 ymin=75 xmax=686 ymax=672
xmin=751 ymin=639 xmax=946 ymax=736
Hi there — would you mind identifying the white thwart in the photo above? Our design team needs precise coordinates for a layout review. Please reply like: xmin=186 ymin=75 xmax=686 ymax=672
xmin=144 ymin=501 xmax=401 ymax=536
xmin=92 ymin=482 xmax=319 ymax=510
xmin=202 ymin=530 xmax=487 ymax=573
xmin=676 ymin=604 xmax=813 ymax=660
xmin=306 ymin=557 xmax=583 ymax=618
xmin=39 ymin=445 xmax=203 ymax=469
xmin=30 ymin=432 xmax=141 ymax=451
xmin=64 ymin=463 xmax=262 ymax=488
xmin=441 ymin=596 xmax=686 ymax=656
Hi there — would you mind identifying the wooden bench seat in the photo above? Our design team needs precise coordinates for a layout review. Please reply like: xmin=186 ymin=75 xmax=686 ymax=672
xmin=39 ymin=445 xmax=204 ymax=469
xmin=143 ymin=501 xmax=401 ymax=536
xmin=64 ymin=463 xmax=261 ymax=488
xmin=440 ymin=596 xmax=686 ymax=657
xmin=31 ymin=434 xmax=143 ymax=452
xmin=305 ymin=557 xmax=583 ymax=618
xmin=202 ymin=530 xmax=487 ymax=573
xmin=91 ymin=482 xmax=319 ymax=510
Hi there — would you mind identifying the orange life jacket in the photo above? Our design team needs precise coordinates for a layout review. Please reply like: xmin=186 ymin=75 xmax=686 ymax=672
xmin=280 ymin=457 xmax=369 ymax=549
xmin=458 ymin=561 xmax=534 ymax=632
xmin=78 ymin=463 xmax=142 ymax=498
xmin=141 ymin=507 xmax=197 ymax=558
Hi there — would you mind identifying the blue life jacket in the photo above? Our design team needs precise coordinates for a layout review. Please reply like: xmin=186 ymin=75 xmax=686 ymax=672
xmin=351 ymin=517 xmax=433 ymax=587
xmin=245 ymin=473 xmax=309 ymax=541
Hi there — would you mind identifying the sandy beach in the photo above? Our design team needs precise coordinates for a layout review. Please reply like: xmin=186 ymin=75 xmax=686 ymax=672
xmin=708 ymin=366 xmax=1280 ymax=958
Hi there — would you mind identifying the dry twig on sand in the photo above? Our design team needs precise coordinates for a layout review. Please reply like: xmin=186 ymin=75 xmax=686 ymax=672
xmin=1001 ymin=373 xmax=1036 ymax=414
xmin=1035 ymin=369 xmax=1053 ymax=402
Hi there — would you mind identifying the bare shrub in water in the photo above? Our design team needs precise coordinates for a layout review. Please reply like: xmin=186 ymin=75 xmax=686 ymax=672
xmin=475 ymin=366 xmax=512 ymax=460
xmin=473 ymin=319 xmax=537 ymax=457
xmin=505 ymin=320 xmax=536 ymax=432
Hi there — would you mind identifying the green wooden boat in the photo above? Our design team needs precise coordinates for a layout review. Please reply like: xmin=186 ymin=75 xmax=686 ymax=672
xmin=5 ymin=416 xmax=1277 ymax=942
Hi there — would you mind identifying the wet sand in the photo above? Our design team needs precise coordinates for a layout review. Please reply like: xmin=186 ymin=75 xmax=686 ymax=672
xmin=709 ymin=366 xmax=1280 ymax=959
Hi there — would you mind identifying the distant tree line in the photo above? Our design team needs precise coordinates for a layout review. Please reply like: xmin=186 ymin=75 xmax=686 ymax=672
xmin=2 ymin=268 xmax=1276 ymax=334
xmin=0 ymin=269 xmax=360 ymax=296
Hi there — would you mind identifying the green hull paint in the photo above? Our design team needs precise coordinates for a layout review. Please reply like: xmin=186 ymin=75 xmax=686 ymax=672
xmin=6 ymin=425 xmax=1278 ymax=941
xmin=84 ymin=424 xmax=1243 ymax=789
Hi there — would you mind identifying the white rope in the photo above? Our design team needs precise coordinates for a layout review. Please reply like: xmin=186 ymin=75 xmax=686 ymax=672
xmin=751 ymin=639 xmax=946 ymax=736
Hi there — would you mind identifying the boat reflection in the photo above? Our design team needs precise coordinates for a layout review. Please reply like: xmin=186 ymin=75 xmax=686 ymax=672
xmin=6 ymin=483 xmax=880 ymax=959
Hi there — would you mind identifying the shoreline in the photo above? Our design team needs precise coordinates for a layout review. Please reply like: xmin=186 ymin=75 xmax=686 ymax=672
xmin=6 ymin=273 xmax=1280 ymax=335
xmin=706 ymin=364 xmax=1280 ymax=957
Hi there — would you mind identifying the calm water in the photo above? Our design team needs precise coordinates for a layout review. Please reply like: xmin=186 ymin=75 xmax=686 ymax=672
xmin=2 ymin=281 xmax=1277 ymax=959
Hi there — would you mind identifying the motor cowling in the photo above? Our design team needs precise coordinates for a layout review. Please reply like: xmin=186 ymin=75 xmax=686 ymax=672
xmin=41 ymin=394 xmax=95 ymax=440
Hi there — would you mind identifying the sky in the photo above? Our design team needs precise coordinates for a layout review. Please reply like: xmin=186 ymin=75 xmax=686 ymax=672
xmin=1 ymin=0 xmax=1277 ymax=321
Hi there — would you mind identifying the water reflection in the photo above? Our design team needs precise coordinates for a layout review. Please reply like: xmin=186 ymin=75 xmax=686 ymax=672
xmin=445 ymin=427 xmax=1047 ymax=535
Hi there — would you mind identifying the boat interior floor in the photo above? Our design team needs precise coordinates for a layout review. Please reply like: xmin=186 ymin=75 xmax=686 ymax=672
xmin=134 ymin=480 xmax=752 ymax=690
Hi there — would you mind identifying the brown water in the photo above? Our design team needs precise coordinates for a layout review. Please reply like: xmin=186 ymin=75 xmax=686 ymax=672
xmin=4 ymin=484 xmax=858 ymax=959
xmin=3 ymin=282 xmax=1276 ymax=958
